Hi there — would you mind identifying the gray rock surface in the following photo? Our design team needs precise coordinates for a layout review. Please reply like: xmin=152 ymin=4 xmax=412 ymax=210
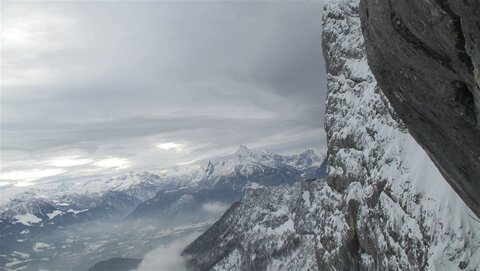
xmin=359 ymin=0 xmax=480 ymax=218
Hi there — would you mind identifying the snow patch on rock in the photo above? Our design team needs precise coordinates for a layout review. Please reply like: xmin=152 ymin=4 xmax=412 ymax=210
xmin=14 ymin=213 xmax=42 ymax=226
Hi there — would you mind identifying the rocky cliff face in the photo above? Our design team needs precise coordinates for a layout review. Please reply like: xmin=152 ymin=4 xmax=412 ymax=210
xmin=183 ymin=182 xmax=319 ymax=271
xmin=359 ymin=0 xmax=480 ymax=218
xmin=182 ymin=0 xmax=480 ymax=270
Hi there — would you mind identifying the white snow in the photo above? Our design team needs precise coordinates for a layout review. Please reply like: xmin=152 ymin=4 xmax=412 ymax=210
xmin=32 ymin=242 xmax=53 ymax=252
xmin=84 ymin=241 xmax=107 ymax=253
xmin=66 ymin=209 xmax=88 ymax=214
xmin=46 ymin=210 xmax=63 ymax=219
xmin=302 ymin=190 xmax=311 ymax=206
xmin=11 ymin=251 xmax=30 ymax=258
xmin=14 ymin=213 xmax=42 ymax=226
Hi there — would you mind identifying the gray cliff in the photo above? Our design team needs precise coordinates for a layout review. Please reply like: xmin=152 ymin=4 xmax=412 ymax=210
xmin=359 ymin=0 xmax=480 ymax=218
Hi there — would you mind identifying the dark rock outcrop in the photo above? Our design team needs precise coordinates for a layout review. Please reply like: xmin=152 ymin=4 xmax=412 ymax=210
xmin=88 ymin=257 xmax=141 ymax=271
xmin=359 ymin=0 xmax=480 ymax=218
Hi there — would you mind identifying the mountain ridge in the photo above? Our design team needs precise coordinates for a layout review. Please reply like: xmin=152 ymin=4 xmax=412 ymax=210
xmin=0 ymin=147 xmax=326 ymax=270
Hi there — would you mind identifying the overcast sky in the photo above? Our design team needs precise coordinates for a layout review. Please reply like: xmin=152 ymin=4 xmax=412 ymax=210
xmin=0 ymin=1 xmax=326 ymax=187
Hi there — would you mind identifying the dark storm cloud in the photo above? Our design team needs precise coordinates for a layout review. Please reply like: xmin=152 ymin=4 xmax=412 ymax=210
xmin=0 ymin=1 xmax=326 ymax=184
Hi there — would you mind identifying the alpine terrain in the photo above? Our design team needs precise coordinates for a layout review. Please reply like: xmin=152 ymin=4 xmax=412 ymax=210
xmin=182 ymin=0 xmax=480 ymax=270
xmin=0 ymin=147 xmax=325 ymax=270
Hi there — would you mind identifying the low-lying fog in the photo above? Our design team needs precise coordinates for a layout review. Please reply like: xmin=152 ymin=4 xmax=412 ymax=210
xmin=3 ymin=209 xmax=225 ymax=270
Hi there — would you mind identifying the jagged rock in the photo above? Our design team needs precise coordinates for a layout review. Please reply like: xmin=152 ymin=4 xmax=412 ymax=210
xmin=182 ymin=182 xmax=320 ymax=271
xmin=359 ymin=0 xmax=480 ymax=218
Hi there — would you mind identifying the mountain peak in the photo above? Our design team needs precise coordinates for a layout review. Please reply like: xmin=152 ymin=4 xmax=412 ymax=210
xmin=234 ymin=145 xmax=257 ymax=159
xmin=201 ymin=160 xmax=215 ymax=175
xmin=299 ymin=149 xmax=318 ymax=157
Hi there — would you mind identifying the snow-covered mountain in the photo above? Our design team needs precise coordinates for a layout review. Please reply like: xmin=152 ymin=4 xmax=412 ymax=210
xmin=0 ymin=172 xmax=163 ymax=235
xmin=187 ymin=146 xmax=325 ymax=190
xmin=125 ymin=146 xmax=325 ymax=225
xmin=182 ymin=1 xmax=480 ymax=270
xmin=0 ymin=147 xmax=325 ymax=270
xmin=53 ymin=171 xmax=166 ymax=201
xmin=164 ymin=146 xmax=322 ymax=188
xmin=0 ymin=147 xmax=324 ymax=228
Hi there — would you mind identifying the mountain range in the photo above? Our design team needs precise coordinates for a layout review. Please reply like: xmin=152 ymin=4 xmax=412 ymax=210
xmin=0 ymin=147 xmax=326 ymax=270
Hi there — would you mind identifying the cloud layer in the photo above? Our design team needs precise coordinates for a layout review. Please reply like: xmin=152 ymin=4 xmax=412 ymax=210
xmin=1 ymin=1 xmax=326 ymax=186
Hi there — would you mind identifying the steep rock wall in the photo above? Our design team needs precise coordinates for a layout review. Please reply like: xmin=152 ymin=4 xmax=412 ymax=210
xmin=359 ymin=0 xmax=480 ymax=218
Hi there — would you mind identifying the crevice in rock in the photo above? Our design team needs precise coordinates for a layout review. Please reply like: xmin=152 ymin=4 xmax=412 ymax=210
xmin=434 ymin=0 xmax=475 ymax=74
xmin=452 ymin=80 xmax=477 ymax=124
xmin=343 ymin=200 xmax=361 ymax=271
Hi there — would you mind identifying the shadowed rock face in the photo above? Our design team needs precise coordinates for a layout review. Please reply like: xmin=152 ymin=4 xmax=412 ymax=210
xmin=359 ymin=0 xmax=480 ymax=218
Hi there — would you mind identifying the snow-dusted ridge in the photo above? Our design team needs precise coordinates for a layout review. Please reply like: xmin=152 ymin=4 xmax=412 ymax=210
xmin=0 ymin=147 xmax=325 ymax=227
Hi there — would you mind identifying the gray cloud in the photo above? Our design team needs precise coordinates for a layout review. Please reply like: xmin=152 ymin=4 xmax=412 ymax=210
xmin=0 ymin=1 xmax=326 ymax=185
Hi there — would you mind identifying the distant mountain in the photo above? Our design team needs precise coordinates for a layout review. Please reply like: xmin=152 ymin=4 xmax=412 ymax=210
xmin=190 ymin=146 xmax=316 ymax=188
xmin=0 ymin=191 xmax=141 ymax=252
xmin=0 ymin=147 xmax=325 ymax=230
xmin=124 ymin=146 xmax=325 ymax=225
xmin=54 ymin=171 xmax=167 ymax=201
xmin=0 ymin=147 xmax=325 ymax=233
xmin=124 ymin=187 xmax=241 ymax=226
xmin=0 ymin=147 xmax=326 ymax=270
